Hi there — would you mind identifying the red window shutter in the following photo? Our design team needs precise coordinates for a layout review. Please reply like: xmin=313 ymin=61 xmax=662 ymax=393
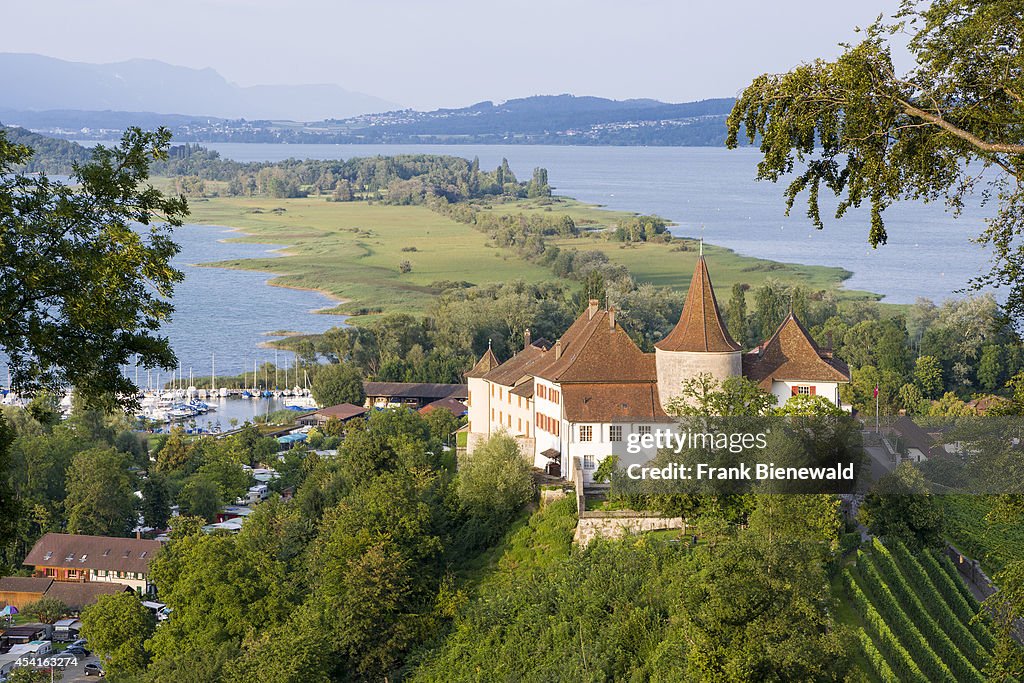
xmin=791 ymin=386 xmax=799 ymax=396
xmin=809 ymin=386 xmax=816 ymax=396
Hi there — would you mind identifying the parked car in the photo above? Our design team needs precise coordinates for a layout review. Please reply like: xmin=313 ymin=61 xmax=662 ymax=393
xmin=66 ymin=645 xmax=91 ymax=656
xmin=84 ymin=662 xmax=105 ymax=677
xmin=71 ymin=638 xmax=88 ymax=648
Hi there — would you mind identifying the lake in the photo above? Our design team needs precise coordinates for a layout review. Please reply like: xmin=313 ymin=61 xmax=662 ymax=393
xmin=69 ymin=141 xmax=998 ymax=389
xmin=195 ymin=142 xmax=995 ymax=305
xmin=156 ymin=223 xmax=346 ymax=378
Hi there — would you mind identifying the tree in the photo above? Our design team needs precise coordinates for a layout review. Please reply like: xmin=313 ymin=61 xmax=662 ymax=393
xmin=898 ymin=382 xmax=926 ymax=414
xmin=928 ymin=391 xmax=973 ymax=417
xmin=423 ymin=407 xmax=460 ymax=447
xmin=914 ymin=355 xmax=944 ymax=399
xmin=155 ymin=427 xmax=195 ymax=473
xmin=5 ymin=668 xmax=60 ymax=683
xmin=726 ymin=283 xmax=749 ymax=347
xmin=979 ymin=344 xmax=1005 ymax=391
xmin=666 ymin=374 xmax=777 ymax=417
xmin=310 ymin=362 xmax=365 ymax=408
xmin=64 ymin=447 xmax=136 ymax=536
xmin=80 ymin=592 xmax=155 ymax=676
xmin=21 ymin=596 xmax=70 ymax=624
xmin=178 ymin=475 xmax=222 ymax=523
xmin=858 ymin=462 xmax=944 ymax=551
xmin=140 ymin=475 xmax=171 ymax=530
xmin=458 ymin=433 xmax=534 ymax=537
xmin=0 ymin=127 xmax=188 ymax=409
xmin=727 ymin=1 xmax=1024 ymax=321
xmin=0 ymin=414 xmax=18 ymax=566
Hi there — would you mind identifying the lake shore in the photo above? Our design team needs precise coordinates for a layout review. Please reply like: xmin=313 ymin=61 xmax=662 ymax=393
xmin=180 ymin=193 xmax=883 ymax=325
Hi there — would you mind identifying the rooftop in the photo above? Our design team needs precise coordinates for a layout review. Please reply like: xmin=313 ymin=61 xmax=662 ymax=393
xmin=655 ymin=255 xmax=741 ymax=354
xmin=23 ymin=533 xmax=162 ymax=575
xmin=742 ymin=313 xmax=850 ymax=389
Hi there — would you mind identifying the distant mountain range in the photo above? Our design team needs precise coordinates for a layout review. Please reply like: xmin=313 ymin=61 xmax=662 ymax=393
xmin=0 ymin=54 xmax=737 ymax=146
xmin=0 ymin=53 xmax=398 ymax=120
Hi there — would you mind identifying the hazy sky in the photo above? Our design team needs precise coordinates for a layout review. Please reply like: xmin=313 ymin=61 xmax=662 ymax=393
xmin=7 ymin=0 xmax=906 ymax=110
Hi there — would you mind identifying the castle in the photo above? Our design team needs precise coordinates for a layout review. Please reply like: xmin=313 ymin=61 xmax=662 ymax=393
xmin=465 ymin=255 xmax=850 ymax=483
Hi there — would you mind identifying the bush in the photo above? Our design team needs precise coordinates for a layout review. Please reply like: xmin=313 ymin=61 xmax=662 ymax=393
xmin=457 ymin=433 xmax=534 ymax=544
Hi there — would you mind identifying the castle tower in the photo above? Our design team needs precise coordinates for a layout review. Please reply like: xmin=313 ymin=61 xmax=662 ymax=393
xmin=655 ymin=255 xmax=742 ymax=409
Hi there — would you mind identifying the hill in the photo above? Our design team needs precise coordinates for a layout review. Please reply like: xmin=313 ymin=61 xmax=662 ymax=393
xmin=3 ymin=92 xmax=736 ymax=146
xmin=0 ymin=53 xmax=398 ymax=120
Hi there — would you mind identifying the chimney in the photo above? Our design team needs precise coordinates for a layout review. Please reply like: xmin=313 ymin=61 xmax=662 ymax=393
xmin=136 ymin=530 xmax=142 ymax=540
xmin=554 ymin=339 xmax=562 ymax=359
xmin=608 ymin=306 xmax=616 ymax=330
xmin=825 ymin=331 xmax=834 ymax=351
xmin=524 ymin=328 xmax=531 ymax=348
xmin=588 ymin=298 xmax=599 ymax=319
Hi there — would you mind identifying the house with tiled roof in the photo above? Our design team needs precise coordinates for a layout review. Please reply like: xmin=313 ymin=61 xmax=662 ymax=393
xmin=466 ymin=254 xmax=851 ymax=484
xmin=23 ymin=533 xmax=161 ymax=594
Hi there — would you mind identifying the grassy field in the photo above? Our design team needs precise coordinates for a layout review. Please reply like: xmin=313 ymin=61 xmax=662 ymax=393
xmin=182 ymin=193 xmax=881 ymax=322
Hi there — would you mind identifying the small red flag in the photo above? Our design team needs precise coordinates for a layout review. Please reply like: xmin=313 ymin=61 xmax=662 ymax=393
xmin=873 ymin=385 xmax=879 ymax=398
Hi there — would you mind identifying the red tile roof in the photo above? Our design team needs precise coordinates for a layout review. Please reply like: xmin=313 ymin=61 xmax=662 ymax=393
xmin=23 ymin=533 xmax=162 ymax=575
xmin=465 ymin=347 xmax=500 ymax=378
xmin=44 ymin=581 xmax=133 ymax=611
xmin=418 ymin=397 xmax=468 ymax=416
xmin=509 ymin=378 xmax=535 ymax=398
xmin=742 ymin=313 xmax=850 ymax=389
xmin=0 ymin=577 xmax=53 ymax=594
xmin=656 ymin=256 xmax=741 ymax=353
xmin=314 ymin=403 xmax=369 ymax=421
xmin=535 ymin=304 xmax=656 ymax=384
xmin=481 ymin=342 xmax=556 ymax=387
xmin=561 ymin=383 xmax=669 ymax=423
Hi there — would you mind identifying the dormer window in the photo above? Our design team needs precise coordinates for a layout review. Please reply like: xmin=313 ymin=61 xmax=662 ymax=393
xmin=43 ymin=552 xmax=52 ymax=561
xmin=103 ymin=549 xmax=111 ymax=556
xmin=65 ymin=554 xmax=75 ymax=562
xmin=79 ymin=554 xmax=88 ymax=562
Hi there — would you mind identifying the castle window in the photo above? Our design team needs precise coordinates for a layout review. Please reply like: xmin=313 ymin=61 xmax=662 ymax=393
xmin=583 ymin=455 xmax=595 ymax=470
xmin=637 ymin=425 xmax=652 ymax=436
xmin=579 ymin=425 xmax=593 ymax=442
xmin=797 ymin=385 xmax=811 ymax=395
xmin=609 ymin=425 xmax=622 ymax=442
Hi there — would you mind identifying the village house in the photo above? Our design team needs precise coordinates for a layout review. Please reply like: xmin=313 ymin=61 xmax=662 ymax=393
xmin=296 ymin=402 xmax=369 ymax=428
xmin=466 ymin=255 xmax=851 ymax=483
xmin=0 ymin=576 xmax=132 ymax=614
xmin=363 ymin=382 xmax=468 ymax=409
xmin=22 ymin=533 xmax=162 ymax=595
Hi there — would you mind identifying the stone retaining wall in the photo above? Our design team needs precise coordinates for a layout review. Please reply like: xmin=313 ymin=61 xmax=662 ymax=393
xmin=574 ymin=512 xmax=685 ymax=546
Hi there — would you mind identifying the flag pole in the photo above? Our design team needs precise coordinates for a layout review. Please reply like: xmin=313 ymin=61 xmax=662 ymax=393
xmin=875 ymin=384 xmax=879 ymax=434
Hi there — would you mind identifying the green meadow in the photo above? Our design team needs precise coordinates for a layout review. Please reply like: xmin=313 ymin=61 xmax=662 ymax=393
xmin=182 ymin=194 xmax=881 ymax=322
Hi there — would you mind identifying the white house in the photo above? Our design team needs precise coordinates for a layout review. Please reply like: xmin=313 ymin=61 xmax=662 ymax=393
xmin=466 ymin=255 xmax=851 ymax=484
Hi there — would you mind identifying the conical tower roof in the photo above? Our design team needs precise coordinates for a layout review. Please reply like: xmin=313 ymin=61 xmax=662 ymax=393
xmin=655 ymin=256 xmax=741 ymax=353
xmin=464 ymin=346 xmax=500 ymax=378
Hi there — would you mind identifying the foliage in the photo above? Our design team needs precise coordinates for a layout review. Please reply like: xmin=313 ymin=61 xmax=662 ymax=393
xmin=176 ymin=475 xmax=221 ymax=523
xmin=310 ymin=362 xmax=365 ymax=408
xmin=665 ymin=373 xmax=777 ymax=417
xmin=81 ymin=592 xmax=156 ymax=676
xmin=146 ymin=501 xmax=303 ymax=674
xmin=64 ymin=447 xmax=136 ymax=536
xmin=457 ymin=433 xmax=534 ymax=545
xmin=727 ymin=0 xmax=1024 ymax=321
xmin=21 ymin=596 xmax=70 ymax=624
xmin=0 ymin=127 xmax=188 ymax=409
xmin=139 ymin=475 xmax=171 ymax=530
xmin=859 ymin=463 xmax=944 ymax=551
